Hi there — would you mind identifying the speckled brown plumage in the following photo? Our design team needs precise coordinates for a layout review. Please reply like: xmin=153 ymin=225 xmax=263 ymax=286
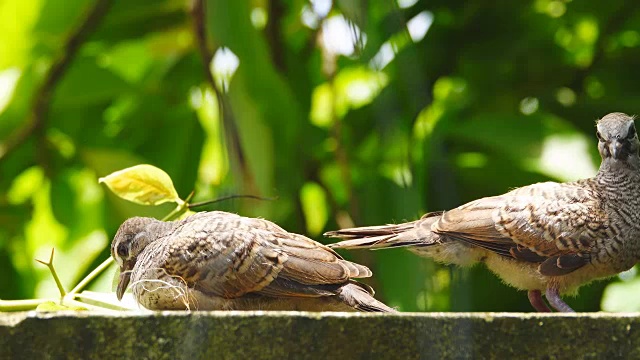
xmin=111 ymin=211 xmax=394 ymax=312
xmin=326 ymin=112 xmax=640 ymax=312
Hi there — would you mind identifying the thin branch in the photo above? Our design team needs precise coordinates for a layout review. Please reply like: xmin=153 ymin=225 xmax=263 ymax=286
xmin=35 ymin=248 xmax=67 ymax=301
xmin=190 ymin=0 xmax=218 ymax=92
xmin=70 ymin=292 xmax=133 ymax=311
xmin=265 ymin=0 xmax=287 ymax=73
xmin=189 ymin=0 xmax=259 ymax=194
xmin=162 ymin=203 xmax=188 ymax=221
xmin=68 ymin=256 xmax=114 ymax=296
xmin=188 ymin=194 xmax=277 ymax=209
xmin=301 ymin=2 xmax=331 ymax=60
xmin=0 ymin=298 xmax=49 ymax=312
xmin=184 ymin=190 xmax=196 ymax=204
xmin=0 ymin=0 xmax=113 ymax=163
xmin=317 ymin=21 xmax=360 ymax=222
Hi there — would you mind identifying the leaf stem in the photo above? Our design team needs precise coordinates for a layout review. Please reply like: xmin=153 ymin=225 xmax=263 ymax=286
xmin=68 ymin=256 xmax=115 ymax=296
xmin=162 ymin=202 xmax=188 ymax=221
xmin=188 ymin=194 xmax=276 ymax=209
xmin=71 ymin=292 xmax=135 ymax=311
xmin=35 ymin=248 xmax=67 ymax=301
xmin=0 ymin=298 xmax=49 ymax=311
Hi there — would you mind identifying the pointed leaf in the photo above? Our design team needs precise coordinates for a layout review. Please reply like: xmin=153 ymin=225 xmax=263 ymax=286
xmin=99 ymin=164 xmax=183 ymax=206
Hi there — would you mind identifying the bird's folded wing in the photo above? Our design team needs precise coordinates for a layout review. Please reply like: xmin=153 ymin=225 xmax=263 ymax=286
xmin=159 ymin=229 xmax=287 ymax=298
xmin=273 ymin=232 xmax=372 ymax=282
xmin=160 ymin=226 xmax=370 ymax=299
xmin=433 ymin=182 xmax=610 ymax=275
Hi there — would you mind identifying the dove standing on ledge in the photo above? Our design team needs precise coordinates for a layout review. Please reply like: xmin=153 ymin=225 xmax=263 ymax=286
xmin=326 ymin=112 xmax=640 ymax=312
xmin=111 ymin=211 xmax=394 ymax=312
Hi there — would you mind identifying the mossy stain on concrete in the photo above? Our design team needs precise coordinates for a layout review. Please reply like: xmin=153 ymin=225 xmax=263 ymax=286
xmin=1 ymin=311 xmax=639 ymax=359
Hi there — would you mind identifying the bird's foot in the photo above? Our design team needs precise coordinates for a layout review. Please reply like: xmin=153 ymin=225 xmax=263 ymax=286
xmin=544 ymin=288 xmax=575 ymax=312
xmin=527 ymin=290 xmax=552 ymax=312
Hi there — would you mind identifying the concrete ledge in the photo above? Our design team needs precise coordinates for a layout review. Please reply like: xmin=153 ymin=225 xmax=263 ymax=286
xmin=1 ymin=311 xmax=639 ymax=359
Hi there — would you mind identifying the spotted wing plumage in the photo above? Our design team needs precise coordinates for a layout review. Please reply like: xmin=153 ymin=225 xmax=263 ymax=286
xmin=149 ymin=212 xmax=373 ymax=299
xmin=433 ymin=182 xmax=612 ymax=275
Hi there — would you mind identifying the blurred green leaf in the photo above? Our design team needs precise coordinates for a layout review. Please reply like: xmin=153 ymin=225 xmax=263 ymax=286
xmin=602 ymin=272 xmax=640 ymax=312
xmin=2 ymin=0 xmax=639 ymax=312
xmin=50 ymin=171 xmax=77 ymax=227
xmin=53 ymin=56 xmax=131 ymax=107
xmin=300 ymin=182 xmax=329 ymax=236
xmin=0 ymin=1 xmax=42 ymax=68
xmin=7 ymin=166 xmax=45 ymax=205
xmin=94 ymin=0 xmax=187 ymax=43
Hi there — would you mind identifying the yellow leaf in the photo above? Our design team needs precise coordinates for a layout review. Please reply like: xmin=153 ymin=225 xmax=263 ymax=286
xmin=99 ymin=164 xmax=183 ymax=206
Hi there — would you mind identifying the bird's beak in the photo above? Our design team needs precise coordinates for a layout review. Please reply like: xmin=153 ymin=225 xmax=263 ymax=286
xmin=611 ymin=140 xmax=624 ymax=160
xmin=116 ymin=271 xmax=131 ymax=301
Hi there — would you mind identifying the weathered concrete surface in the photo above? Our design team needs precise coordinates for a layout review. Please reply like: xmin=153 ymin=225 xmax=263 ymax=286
xmin=1 ymin=311 xmax=639 ymax=359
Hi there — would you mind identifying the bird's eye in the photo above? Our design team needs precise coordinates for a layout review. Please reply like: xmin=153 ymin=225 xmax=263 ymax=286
xmin=117 ymin=242 xmax=129 ymax=258
xmin=627 ymin=123 xmax=636 ymax=140
xmin=596 ymin=131 xmax=604 ymax=141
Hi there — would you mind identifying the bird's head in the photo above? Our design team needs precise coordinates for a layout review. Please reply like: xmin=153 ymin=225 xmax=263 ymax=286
xmin=596 ymin=112 xmax=639 ymax=168
xmin=111 ymin=217 xmax=166 ymax=300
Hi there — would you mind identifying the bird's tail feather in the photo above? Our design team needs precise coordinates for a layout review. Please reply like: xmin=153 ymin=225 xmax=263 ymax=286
xmin=339 ymin=282 xmax=396 ymax=313
xmin=325 ymin=214 xmax=440 ymax=250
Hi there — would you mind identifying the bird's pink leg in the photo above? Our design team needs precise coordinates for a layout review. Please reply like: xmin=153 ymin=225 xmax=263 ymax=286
xmin=545 ymin=288 xmax=575 ymax=312
xmin=527 ymin=290 xmax=551 ymax=312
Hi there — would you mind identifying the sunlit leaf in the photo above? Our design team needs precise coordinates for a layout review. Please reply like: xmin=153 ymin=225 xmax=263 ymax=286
xmin=53 ymin=57 xmax=131 ymax=108
xmin=191 ymin=86 xmax=228 ymax=186
xmin=310 ymin=67 xmax=389 ymax=128
xmin=300 ymin=182 xmax=329 ymax=236
xmin=601 ymin=273 xmax=640 ymax=312
xmin=99 ymin=164 xmax=183 ymax=206
xmin=310 ymin=83 xmax=334 ymax=128
xmin=0 ymin=0 xmax=42 ymax=68
xmin=7 ymin=166 xmax=44 ymax=205
xmin=36 ymin=301 xmax=87 ymax=311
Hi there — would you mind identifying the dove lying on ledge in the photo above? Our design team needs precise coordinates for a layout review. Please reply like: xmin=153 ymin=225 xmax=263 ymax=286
xmin=111 ymin=211 xmax=395 ymax=312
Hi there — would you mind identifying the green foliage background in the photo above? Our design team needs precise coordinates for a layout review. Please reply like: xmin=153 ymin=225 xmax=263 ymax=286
xmin=2 ymin=0 xmax=640 ymax=312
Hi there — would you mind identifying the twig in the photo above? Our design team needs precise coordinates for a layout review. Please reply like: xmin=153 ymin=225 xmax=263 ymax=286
xmin=317 ymin=20 xmax=360 ymax=222
xmin=160 ymin=191 xmax=194 ymax=221
xmin=301 ymin=2 xmax=332 ymax=60
xmin=265 ymin=0 xmax=286 ymax=73
xmin=188 ymin=194 xmax=277 ymax=209
xmin=0 ymin=0 xmax=113 ymax=163
xmin=68 ymin=256 xmax=115 ymax=296
xmin=189 ymin=0 xmax=259 ymax=194
xmin=35 ymin=248 xmax=67 ymax=301
xmin=190 ymin=0 xmax=217 ymax=91
xmin=0 ymin=298 xmax=49 ymax=312
xmin=71 ymin=291 xmax=136 ymax=311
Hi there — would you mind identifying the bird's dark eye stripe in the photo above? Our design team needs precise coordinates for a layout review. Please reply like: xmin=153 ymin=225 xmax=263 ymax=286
xmin=627 ymin=123 xmax=636 ymax=139
xmin=596 ymin=131 xmax=604 ymax=141
xmin=117 ymin=243 xmax=128 ymax=257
